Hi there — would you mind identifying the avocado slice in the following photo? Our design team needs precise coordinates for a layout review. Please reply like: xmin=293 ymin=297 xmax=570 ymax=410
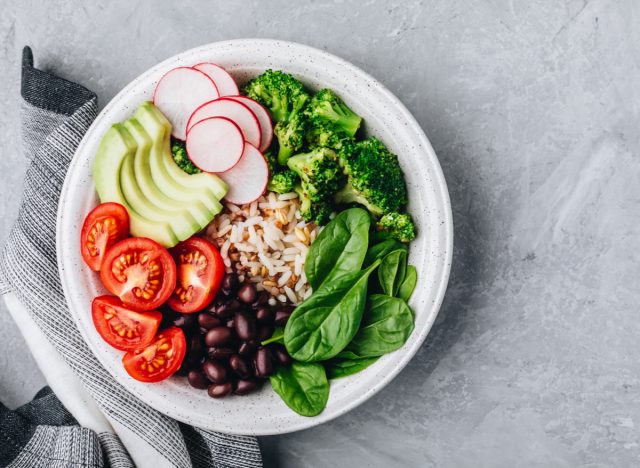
xmin=92 ymin=124 xmax=178 ymax=247
xmin=126 ymin=115 xmax=221 ymax=228
xmin=134 ymin=102 xmax=228 ymax=201
xmin=117 ymin=124 xmax=199 ymax=242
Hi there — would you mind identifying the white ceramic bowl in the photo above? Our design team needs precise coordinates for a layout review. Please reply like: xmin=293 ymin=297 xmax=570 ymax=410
xmin=57 ymin=39 xmax=453 ymax=435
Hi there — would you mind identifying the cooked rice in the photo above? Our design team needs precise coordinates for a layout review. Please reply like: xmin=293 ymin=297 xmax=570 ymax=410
xmin=204 ymin=192 xmax=318 ymax=305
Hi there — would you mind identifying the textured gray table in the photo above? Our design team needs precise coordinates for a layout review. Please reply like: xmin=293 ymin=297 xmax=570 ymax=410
xmin=2 ymin=1 xmax=639 ymax=466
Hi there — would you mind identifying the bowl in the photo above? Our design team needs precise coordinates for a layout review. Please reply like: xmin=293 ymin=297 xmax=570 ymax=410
xmin=56 ymin=39 xmax=453 ymax=435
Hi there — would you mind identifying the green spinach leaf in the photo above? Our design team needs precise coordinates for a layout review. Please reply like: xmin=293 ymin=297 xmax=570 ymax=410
xmin=285 ymin=261 xmax=380 ymax=362
xmin=397 ymin=265 xmax=417 ymax=302
xmin=270 ymin=361 xmax=329 ymax=417
xmin=378 ymin=249 xmax=407 ymax=296
xmin=363 ymin=239 xmax=407 ymax=268
xmin=305 ymin=208 xmax=370 ymax=290
xmin=326 ymin=356 xmax=379 ymax=379
xmin=346 ymin=294 xmax=414 ymax=357
xmin=261 ymin=327 xmax=284 ymax=346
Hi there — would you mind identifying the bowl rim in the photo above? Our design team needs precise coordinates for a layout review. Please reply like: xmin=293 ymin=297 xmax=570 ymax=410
xmin=56 ymin=38 xmax=453 ymax=435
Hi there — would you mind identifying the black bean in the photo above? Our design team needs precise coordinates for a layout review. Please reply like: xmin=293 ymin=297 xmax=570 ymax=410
xmin=258 ymin=324 xmax=274 ymax=342
xmin=272 ymin=344 xmax=292 ymax=366
xmin=185 ymin=335 xmax=204 ymax=365
xmin=202 ymin=360 xmax=228 ymax=383
xmin=237 ymin=283 xmax=257 ymax=304
xmin=238 ymin=341 xmax=257 ymax=356
xmin=187 ymin=370 xmax=209 ymax=389
xmin=221 ymin=274 xmax=239 ymax=293
xmin=251 ymin=291 xmax=270 ymax=308
xmin=274 ymin=309 xmax=293 ymax=327
xmin=208 ymin=347 xmax=235 ymax=360
xmin=208 ymin=382 xmax=233 ymax=398
xmin=229 ymin=354 xmax=251 ymax=379
xmin=226 ymin=318 xmax=235 ymax=329
xmin=205 ymin=326 xmax=233 ymax=347
xmin=234 ymin=310 xmax=257 ymax=341
xmin=173 ymin=313 xmax=196 ymax=330
xmin=254 ymin=347 xmax=274 ymax=377
xmin=255 ymin=307 xmax=274 ymax=323
xmin=198 ymin=312 xmax=221 ymax=330
xmin=234 ymin=379 xmax=258 ymax=395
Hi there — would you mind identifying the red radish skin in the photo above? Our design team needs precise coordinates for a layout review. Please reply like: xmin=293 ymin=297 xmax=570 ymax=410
xmin=228 ymin=96 xmax=273 ymax=152
xmin=153 ymin=67 xmax=219 ymax=140
xmin=193 ymin=63 xmax=240 ymax=97
xmin=187 ymin=98 xmax=261 ymax=149
xmin=218 ymin=143 xmax=269 ymax=205
xmin=186 ymin=117 xmax=244 ymax=173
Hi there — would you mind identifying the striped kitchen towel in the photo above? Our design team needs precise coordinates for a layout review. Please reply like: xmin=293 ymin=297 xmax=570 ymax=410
xmin=0 ymin=46 xmax=263 ymax=468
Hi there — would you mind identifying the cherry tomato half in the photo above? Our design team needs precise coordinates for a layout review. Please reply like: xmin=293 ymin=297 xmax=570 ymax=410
xmin=100 ymin=237 xmax=177 ymax=311
xmin=122 ymin=327 xmax=186 ymax=382
xmin=91 ymin=295 xmax=162 ymax=351
xmin=80 ymin=202 xmax=129 ymax=271
xmin=168 ymin=237 xmax=225 ymax=314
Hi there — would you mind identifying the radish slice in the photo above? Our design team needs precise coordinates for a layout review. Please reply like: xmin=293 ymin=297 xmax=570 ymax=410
xmin=153 ymin=67 xmax=219 ymax=140
xmin=218 ymin=143 xmax=269 ymax=205
xmin=228 ymin=96 xmax=273 ymax=152
xmin=187 ymin=98 xmax=261 ymax=149
xmin=185 ymin=117 xmax=244 ymax=173
xmin=193 ymin=63 xmax=240 ymax=96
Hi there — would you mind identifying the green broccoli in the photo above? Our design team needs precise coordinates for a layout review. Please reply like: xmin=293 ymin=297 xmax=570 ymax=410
xmin=377 ymin=212 xmax=416 ymax=243
xmin=273 ymin=112 xmax=307 ymax=165
xmin=306 ymin=119 xmax=353 ymax=151
xmin=244 ymin=70 xmax=310 ymax=165
xmin=305 ymin=89 xmax=362 ymax=137
xmin=334 ymin=137 xmax=408 ymax=217
xmin=287 ymin=148 xmax=345 ymax=224
xmin=171 ymin=139 xmax=201 ymax=174
xmin=268 ymin=170 xmax=299 ymax=194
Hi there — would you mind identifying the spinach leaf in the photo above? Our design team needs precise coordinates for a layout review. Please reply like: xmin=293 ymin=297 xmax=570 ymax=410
xmin=346 ymin=294 xmax=414 ymax=357
xmin=363 ymin=239 xmax=407 ymax=268
xmin=326 ymin=356 xmax=379 ymax=379
xmin=397 ymin=265 xmax=417 ymax=302
xmin=305 ymin=208 xmax=370 ymax=290
xmin=261 ymin=327 xmax=284 ymax=346
xmin=285 ymin=261 xmax=380 ymax=362
xmin=378 ymin=249 xmax=407 ymax=296
xmin=270 ymin=361 xmax=329 ymax=417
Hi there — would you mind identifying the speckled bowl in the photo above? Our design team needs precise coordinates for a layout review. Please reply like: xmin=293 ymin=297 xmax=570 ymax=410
xmin=56 ymin=39 xmax=453 ymax=435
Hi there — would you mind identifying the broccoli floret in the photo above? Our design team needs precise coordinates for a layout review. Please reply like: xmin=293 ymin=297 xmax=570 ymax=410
xmin=268 ymin=170 xmax=299 ymax=194
xmin=287 ymin=148 xmax=345 ymax=225
xmin=306 ymin=119 xmax=353 ymax=151
xmin=305 ymin=89 xmax=362 ymax=137
xmin=377 ymin=212 xmax=416 ymax=243
xmin=244 ymin=70 xmax=310 ymax=166
xmin=334 ymin=137 xmax=408 ymax=217
xmin=274 ymin=112 xmax=307 ymax=165
xmin=171 ymin=139 xmax=201 ymax=174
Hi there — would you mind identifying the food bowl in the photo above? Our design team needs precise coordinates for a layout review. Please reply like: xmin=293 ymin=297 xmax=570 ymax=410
xmin=56 ymin=39 xmax=453 ymax=435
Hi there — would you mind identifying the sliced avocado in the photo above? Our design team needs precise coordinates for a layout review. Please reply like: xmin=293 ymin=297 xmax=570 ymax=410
xmin=125 ymin=116 xmax=221 ymax=228
xmin=134 ymin=102 xmax=228 ymax=201
xmin=116 ymin=124 xmax=198 ymax=242
xmin=92 ymin=124 xmax=178 ymax=247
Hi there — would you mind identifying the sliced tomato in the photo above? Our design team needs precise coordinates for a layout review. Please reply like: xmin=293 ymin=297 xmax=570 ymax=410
xmin=100 ymin=237 xmax=177 ymax=311
xmin=122 ymin=327 xmax=186 ymax=382
xmin=91 ymin=295 xmax=162 ymax=351
xmin=81 ymin=202 xmax=129 ymax=271
xmin=167 ymin=237 xmax=224 ymax=313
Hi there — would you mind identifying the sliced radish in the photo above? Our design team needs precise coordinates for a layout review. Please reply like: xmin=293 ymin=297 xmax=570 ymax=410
xmin=186 ymin=117 xmax=244 ymax=173
xmin=218 ymin=143 xmax=269 ymax=205
xmin=193 ymin=63 xmax=240 ymax=97
xmin=187 ymin=98 xmax=261 ymax=149
xmin=228 ymin=96 xmax=273 ymax=152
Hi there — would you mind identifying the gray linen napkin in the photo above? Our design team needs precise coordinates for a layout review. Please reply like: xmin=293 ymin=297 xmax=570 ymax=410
xmin=0 ymin=46 xmax=263 ymax=468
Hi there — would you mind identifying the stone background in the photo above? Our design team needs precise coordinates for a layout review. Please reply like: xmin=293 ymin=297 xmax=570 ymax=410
xmin=1 ymin=1 xmax=639 ymax=466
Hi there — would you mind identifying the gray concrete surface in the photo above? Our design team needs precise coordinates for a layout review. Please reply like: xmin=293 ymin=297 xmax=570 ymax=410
xmin=2 ymin=0 xmax=640 ymax=466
